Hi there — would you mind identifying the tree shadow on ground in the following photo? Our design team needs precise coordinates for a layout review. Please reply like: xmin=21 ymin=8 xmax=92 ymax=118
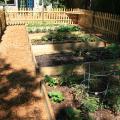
xmin=0 ymin=58 xmax=42 ymax=119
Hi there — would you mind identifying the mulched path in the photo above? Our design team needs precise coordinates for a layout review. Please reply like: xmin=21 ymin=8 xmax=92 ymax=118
xmin=0 ymin=26 xmax=50 ymax=120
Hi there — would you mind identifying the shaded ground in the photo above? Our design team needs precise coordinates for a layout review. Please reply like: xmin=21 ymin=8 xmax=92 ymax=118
xmin=0 ymin=26 xmax=49 ymax=120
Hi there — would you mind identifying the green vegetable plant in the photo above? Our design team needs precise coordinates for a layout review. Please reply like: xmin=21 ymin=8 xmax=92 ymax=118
xmin=57 ymin=25 xmax=80 ymax=32
xmin=45 ymin=75 xmax=58 ymax=87
xmin=64 ymin=107 xmax=81 ymax=120
xmin=81 ymin=96 xmax=100 ymax=113
xmin=48 ymin=91 xmax=64 ymax=103
xmin=59 ymin=74 xmax=81 ymax=86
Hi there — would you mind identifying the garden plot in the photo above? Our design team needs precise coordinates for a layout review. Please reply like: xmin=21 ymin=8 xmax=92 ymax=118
xmin=28 ymin=24 xmax=108 ymax=55
xmin=43 ymin=61 xmax=120 ymax=120
xmin=35 ymin=44 xmax=120 ymax=76
xmin=27 ymin=23 xmax=120 ymax=120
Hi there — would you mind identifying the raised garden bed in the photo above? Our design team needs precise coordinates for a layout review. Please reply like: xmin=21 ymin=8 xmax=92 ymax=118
xmin=27 ymin=23 xmax=107 ymax=45
xmin=32 ymin=41 xmax=107 ymax=56
xmin=28 ymin=24 xmax=110 ymax=58
xmin=35 ymin=44 xmax=120 ymax=75
xmin=36 ymin=46 xmax=120 ymax=67
xmin=43 ymin=61 xmax=120 ymax=120
xmin=30 ymin=31 xmax=105 ymax=45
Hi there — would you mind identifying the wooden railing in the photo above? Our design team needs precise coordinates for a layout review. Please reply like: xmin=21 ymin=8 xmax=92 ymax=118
xmin=0 ymin=10 xmax=6 ymax=39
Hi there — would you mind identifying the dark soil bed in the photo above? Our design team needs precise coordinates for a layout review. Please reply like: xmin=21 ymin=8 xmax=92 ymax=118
xmin=35 ymin=53 xmax=83 ymax=67
xmin=35 ymin=49 xmax=119 ymax=67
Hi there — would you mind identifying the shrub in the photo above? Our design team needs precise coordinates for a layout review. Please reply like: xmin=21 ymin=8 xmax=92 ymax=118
xmin=105 ymin=86 xmax=120 ymax=112
xmin=81 ymin=96 xmax=100 ymax=112
xmin=106 ymin=43 xmax=120 ymax=58
xmin=45 ymin=75 xmax=58 ymax=87
xmin=48 ymin=91 xmax=64 ymax=103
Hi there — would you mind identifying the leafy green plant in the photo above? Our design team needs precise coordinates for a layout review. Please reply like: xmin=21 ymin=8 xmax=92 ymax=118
xmin=105 ymin=86 xmax=120 ymax=113
xmin=64 ymin=107 xmax=81 ymax=120
xmin=57 ymin=25 xmax=80 ymax=32
xmin=59 ymin=75 xmax=82 ymax=86
xmin=82 ymin=96 xmax=100 ymax=112
xmin=113 ymin=96 xmax=120 ymax=112
xmin=27 ymin=22 xmax=59 ymax=27
xmin=45 ymin=75 xmax=58 ymax=87
xmin=48 ymin=91 xmax=64 ymax=103
xmin=63 ymin=107 xmax=94 ymax=120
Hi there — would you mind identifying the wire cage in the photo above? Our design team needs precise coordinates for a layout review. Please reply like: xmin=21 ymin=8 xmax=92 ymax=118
xmin=81 ymin=61 xmax=120 ymax=96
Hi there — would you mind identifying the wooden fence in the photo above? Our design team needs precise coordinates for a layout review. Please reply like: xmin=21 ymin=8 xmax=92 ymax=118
xmin=77 ymin=10 xmax=120 ymax=41
xmin=93 ymin=12 xmax=120 ymax=41
xmin=0 ymin=10 xmax=6 ymax=39
xmin=5 ymin=8 xmax=120 ymax=41
xmin=5 ymin=8 xmax=80 ymax=25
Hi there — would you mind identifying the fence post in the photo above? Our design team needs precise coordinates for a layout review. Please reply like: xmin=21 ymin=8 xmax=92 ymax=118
xmin=41 ymin=6 xmax=44 ymax=23
xmin=0 ymin=10 xmax=6 ymax=39
xmin=91 ymin=11 xmax=95 ymax=30
xmin=0 ymin=19 xmax=2 ymax=40
xmin=117 ymin=28 xmax=120 ymax=42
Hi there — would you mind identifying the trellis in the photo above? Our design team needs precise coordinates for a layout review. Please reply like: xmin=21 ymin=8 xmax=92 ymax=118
xmin=82 ymin=61 xmax=120 ymax=96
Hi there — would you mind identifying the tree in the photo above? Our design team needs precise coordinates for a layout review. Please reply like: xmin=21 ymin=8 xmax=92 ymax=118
xmin=39 ymin=0 xmax=66 ymax=8
xmin=91 ymin=0 xmax=120 ymax=14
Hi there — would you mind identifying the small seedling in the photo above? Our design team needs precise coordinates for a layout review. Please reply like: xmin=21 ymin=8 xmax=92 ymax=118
xmin=48 ymin=91 xmax=64 ymax=103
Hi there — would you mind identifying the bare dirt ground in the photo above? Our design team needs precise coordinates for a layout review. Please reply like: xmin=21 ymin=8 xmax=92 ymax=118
xmin=0 ymin=26 xmax=49 ymax=120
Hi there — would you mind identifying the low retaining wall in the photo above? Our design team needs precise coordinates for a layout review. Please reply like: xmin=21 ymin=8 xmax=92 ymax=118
xmin=32 ymin=41 xmax=106 ymax=56
xmin=39 ymin=63 xmax=85 ymax=76
xmin=28 ymin=31 xmax=56 ymax=120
